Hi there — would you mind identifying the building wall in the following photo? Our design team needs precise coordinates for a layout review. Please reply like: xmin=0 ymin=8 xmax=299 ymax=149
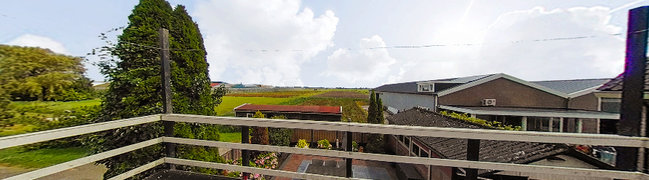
xmin=582 ymin=118 xmax=598 ymax=133
xmin=438 ymin=78 xmax=566 ymax=108
xmin=569 ymin=93 xmax=599 ymax=111
xmin=378 ymin=91 xmax=435 ymax=111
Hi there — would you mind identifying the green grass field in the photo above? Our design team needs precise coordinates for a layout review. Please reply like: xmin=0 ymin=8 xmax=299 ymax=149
xmin=0 ymin=147 xmax=88 ymax=168
xmin=215 ymin=96 xmax=293 ymax=116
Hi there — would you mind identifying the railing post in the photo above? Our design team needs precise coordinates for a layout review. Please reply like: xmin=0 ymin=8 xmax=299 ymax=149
xmin=159 ymin=28 xmax=175 ymax=169
xmin=616 ymin=6 xmax=648 ymax=172
xmin=242 ymin=126 xmax=250 ymax=179
xmin=466 ymin=139 xmax=480 ymax=180
xmin=346 ymin=131 xmax=353 ymax=178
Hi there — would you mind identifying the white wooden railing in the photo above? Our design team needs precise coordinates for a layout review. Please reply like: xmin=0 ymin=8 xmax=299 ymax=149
xmin=1 ymin=114 xmax=649 ymax=180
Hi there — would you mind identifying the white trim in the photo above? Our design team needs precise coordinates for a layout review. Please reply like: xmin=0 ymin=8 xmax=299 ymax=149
xmin=6 ymin=138 xmax=162 ymax=180
xmin=0 ymin=115 xmax=160 ymax=150
xmin=162 ymin=114 xmax=648 ymax=148
xmin=568 ymin=86 xmax=600 ymax=98
xmin=436 ymin=73 xmax=569 ymax=98
xmin=438 ymin=105 xmax=619 ymax=119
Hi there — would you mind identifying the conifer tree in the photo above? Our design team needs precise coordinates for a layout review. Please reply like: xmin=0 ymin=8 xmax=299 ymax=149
xmin=367 ymin=90 xmax=377 ymax=123
xmin=376 ymin=96 xmax=384 ymax=124
xmin=93 ymin=0 xmax=224 ymax=177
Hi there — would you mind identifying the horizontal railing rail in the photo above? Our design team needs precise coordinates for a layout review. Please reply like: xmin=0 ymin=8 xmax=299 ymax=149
xmin=2 ymin=113 xmax=649 ymax=179
xmin=164 ymin=114 xmax=649 ymax=148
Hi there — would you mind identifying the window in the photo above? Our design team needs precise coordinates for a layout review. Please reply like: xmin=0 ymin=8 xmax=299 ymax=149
xmin=528 ymin=117 xmax=550 ymax=132
xmin=601 ymin=98 xmax=621 ymax=113
xmin=412 ymin=144 xmax=420 ymax=155
xmin=420 ymin=150 xmax=429 ymax=157
xmin=418 ymin=83 xmax=434 ymax=92
xmin=404 ymin=137 xmax=410 ymax=147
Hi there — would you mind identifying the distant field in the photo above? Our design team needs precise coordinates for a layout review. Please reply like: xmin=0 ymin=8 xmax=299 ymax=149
xmin=312 ymin=91 xmax=368 ymax=99
xmin=227 ymin=90 xmax=322 ymax=98
xmin=216 ymin=96 xmax=293 ymax=116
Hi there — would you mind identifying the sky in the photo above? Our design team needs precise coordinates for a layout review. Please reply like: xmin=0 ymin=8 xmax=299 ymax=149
xmin=2 ymin=0 xmax=648 ymax=88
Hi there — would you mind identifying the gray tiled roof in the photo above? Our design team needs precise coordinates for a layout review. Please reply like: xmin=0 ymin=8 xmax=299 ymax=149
xmin=374 ymin=74 xmax=494 ymax=94
xmin=532 ymin=78 xmax=610 ymax=94
xmin=387 ymin=108 xmax=567 ymax=164
xmin=598 ymin=67 xmax=649 ymax=91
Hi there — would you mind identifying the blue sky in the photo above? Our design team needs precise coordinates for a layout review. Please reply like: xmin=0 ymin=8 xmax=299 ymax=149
xmin=2 ymin=0 xmax=648 ymax=88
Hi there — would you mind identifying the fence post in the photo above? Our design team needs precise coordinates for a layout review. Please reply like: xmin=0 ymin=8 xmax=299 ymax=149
xmin=616 ymin=6 xmax=648 ymax=172
xmin=159 ymin=28 xmax=176 ymax=170
xmin=346 ymin=131 xmax=353 ymax=178
xmin=242 ymin=126 xmax=250 ymax=179
xmin=466 ymin=139 xmax=480 ymax=180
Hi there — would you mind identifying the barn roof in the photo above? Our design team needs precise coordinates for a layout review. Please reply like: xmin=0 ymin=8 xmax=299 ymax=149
xmin=233 ymin=104 xmax=342 ymax=115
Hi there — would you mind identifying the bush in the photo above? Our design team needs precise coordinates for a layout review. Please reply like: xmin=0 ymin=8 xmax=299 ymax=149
xmin=296 ymin=139 xmax=309 ymax=148
xmin=352 ymin=141 xmax=359 ymax=152
xmin=269 ymin=115 xmax=291 ymax=146
xmin=365 ymin=134 xmax=385 ymax=153
xmin=317 ymin=139 xmax=331 ymax=149
xmin=439 ymin=111 xmax=522 ymax=131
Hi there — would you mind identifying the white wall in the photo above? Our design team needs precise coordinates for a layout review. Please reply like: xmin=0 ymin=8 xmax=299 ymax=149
xmin=379 ymin=92 xmax=435 ymax=111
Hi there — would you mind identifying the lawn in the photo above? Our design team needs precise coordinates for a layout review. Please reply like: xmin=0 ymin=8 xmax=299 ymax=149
xmin=215 ymin=96 xmax=293 ymax=116
xmin=0 ymin=146 xmax=89 ymax=168
xmin=219 ymin=132 xmax=242 ymax=143
xmin=10 ymin=99 xmax=102 ymax=115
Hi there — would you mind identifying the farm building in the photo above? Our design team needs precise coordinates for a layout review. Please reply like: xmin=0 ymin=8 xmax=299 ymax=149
xmin=233 ymin=104 xmax=342 ymax=121
xmin=374 ymin=73 xmax=618 ymax=134
xmin=387 ymin=107 xmax=615 ymax=180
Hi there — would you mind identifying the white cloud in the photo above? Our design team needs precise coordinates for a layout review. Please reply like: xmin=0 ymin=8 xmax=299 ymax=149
xmin=323 ymin=35 xmax=396 ymax=86
xmin=194 ymin=0 xmax=338 ymax=86
xmin=474 ymin=6 xmax=625 ymax=80
xmin=7 ymin=34 xmax=69 ymax=54
xmin=386 ymin=6 xmax=625 ymax=84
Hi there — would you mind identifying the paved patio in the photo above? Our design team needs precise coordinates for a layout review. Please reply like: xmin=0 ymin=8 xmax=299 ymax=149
xmin=276 ymin=154 xmax=397 ymax=180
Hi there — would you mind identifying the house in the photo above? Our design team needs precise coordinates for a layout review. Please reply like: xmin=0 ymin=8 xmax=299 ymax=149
xmin=595 ymin=69 xmax=649 ymax=134
xmin=375 ymin=73 xmax=618 ymax=134
xmin=387 ymin=107 xmax=615 ymax=180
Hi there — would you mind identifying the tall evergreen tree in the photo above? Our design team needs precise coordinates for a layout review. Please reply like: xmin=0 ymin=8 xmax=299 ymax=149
xmin=93 ymin=0 xmax=224 ymax=177
xmin=367 ymin=90 xmax=377 ymax=123
xmin=376 ymin=96 xmax=384 ymax=124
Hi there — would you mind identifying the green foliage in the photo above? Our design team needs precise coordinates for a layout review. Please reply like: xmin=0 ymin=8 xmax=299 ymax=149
xmin=296 ymin=139 xmax=309 ymax=148
xmin=251 ymin=111 xmax=269 ymax=145
xmin=317 ymin=139 xmax=331 ymax=149
xmin=352 ymin=141 xmax=359 ymax=152
xmin=269 ymin=115 xmax=291 ymax=146
xmin=365 ymin=134 xmax=385 ymax=153
xmin=439 ymin=111 xmax=522 ymax=131
xmin=376 ymin=97 xmax=384 ymax=124
xmin=90 ymin=0 xmax=224 ymax=177
xmin=282 ymin=97 xmax=367 ymax=122
xmin=0 ymin=45 xmax=93 ymax=101
xmin=367 ymin=90 xmax=377 ymax=123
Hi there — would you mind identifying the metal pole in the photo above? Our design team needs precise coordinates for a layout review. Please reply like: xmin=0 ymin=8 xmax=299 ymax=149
xmin=466 ymin=139 xmax=480 ymax=180
xmin=616 ymin=6 xmax=649 ymax=172
xmin=159 ymin=28 xmax=175 ymax=169
xmin=346 ymin=131 xmax=353 ymax=178
xmin=242 ymin=126 xmax=250 ymax=179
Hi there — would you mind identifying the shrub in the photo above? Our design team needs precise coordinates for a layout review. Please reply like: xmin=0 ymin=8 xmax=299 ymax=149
xmin=296 ymin=139 xmax=309 ymax=148
xmin=317 ymin=139 xmax=331 ymax=149
xmin=439 ymin=111 xmax=522 ymax=131
xmin=269 ymin=115 xmax=291 ymax=146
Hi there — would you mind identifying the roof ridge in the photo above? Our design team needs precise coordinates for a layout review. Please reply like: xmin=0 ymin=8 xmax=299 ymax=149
xmin=532 ymin=78 xmax=611 ymax=83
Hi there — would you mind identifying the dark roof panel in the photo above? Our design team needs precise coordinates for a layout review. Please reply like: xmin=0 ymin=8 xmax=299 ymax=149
xmin=373 ymin=74 xmax=494 ymax=94
xmin=532 ymin=78 xmax=610 ymax=94
xmin=387 ymin=108 xmax=567 ymax=164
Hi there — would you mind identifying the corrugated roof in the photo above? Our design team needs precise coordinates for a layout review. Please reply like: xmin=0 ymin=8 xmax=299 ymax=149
xmin=374 ymin=74 xmax=494 ymax=94
xmin=388 ymin=108 xmax=567 ymax=164
xmin=532 ymin=78 xmax=610 ymax=94
xmin=233 ymin=104 xmax=342 ymax=114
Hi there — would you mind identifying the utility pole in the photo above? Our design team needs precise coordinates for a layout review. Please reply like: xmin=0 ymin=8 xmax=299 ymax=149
xmin=159 ymin=28 xmax=175 ymax=169
xmin=616 ymin=6 xmax=648 ymax=172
